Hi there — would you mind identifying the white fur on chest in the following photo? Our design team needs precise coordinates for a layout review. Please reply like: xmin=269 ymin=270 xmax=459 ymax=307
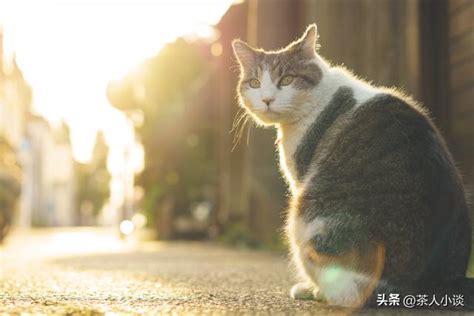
xmin=277 ymin=125 xmax=305 ymax=193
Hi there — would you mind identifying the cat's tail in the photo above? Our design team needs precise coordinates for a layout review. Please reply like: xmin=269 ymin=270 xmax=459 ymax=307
xmin=365 ymin=276 xmax=474 ymax=310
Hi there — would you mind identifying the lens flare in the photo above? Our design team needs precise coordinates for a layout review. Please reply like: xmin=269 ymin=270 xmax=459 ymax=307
xmin=119 ymin=220 xmax=134 ymax=236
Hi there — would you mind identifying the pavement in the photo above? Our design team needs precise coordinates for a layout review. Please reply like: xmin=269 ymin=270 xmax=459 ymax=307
xmin=0 ymin=228 xmax=461 ymax=315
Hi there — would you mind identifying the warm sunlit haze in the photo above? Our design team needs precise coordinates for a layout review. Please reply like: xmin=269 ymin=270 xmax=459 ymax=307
xmin=0 ymin=0 xmax=233 ymax=170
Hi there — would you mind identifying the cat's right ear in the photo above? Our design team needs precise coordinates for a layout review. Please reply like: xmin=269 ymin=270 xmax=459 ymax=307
xmin=232 ymin=39 xmax=257 ymax=68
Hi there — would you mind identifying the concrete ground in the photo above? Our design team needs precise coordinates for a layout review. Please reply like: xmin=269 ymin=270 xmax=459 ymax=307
xmin=0 ymin=228 xmax=460 ymax=315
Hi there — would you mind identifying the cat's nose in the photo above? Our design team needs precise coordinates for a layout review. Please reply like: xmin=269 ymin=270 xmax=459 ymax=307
xmin=262 ymin=97 xmax=275 ymax=106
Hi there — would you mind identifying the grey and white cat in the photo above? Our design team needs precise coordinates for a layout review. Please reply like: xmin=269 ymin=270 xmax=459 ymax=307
xmin=232 ymin=24 xmax=473 ymax=308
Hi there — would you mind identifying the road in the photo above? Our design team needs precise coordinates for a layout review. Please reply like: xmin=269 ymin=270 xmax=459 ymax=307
xmin=0 ymin=228 xmax=456 ymax=315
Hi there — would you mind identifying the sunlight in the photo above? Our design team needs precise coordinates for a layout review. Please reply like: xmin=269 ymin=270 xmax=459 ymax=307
xmin=119 ymin=220 xmax=134 ymax=236
xmin=0 ymin=0 xmax=233 ymax=164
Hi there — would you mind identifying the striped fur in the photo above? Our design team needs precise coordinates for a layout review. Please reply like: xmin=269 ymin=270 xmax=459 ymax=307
xmin=233 ymin=24 xmax=473 ymax=309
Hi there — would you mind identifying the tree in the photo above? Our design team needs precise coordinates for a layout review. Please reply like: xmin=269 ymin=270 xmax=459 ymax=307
xmin=107 ymin=38 xmax=216 ymax=238
xmin=75 ymin=131 xmax=110 ymax=225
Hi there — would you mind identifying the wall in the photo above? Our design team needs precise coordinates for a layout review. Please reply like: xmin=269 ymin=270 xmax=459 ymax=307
xmin=20 ymin=117 xmax=76 ymax=227
xmin=449 ymin=0 xmax=474 ymax=200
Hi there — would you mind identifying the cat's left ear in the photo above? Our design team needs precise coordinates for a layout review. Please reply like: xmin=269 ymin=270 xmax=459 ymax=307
xmin=294 ymin=24 xmax=318 ymax=58
xmin=232 ymin=39 xmax=258 ymax=69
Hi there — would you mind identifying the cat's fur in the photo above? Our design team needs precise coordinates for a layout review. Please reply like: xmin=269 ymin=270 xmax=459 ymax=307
xmin=232 ymin=24 xmax=474 ymax=309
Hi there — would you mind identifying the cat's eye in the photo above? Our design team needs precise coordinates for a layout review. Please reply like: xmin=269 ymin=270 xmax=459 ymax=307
xmin=249 ymin=78 xmax=260 ymax=89
xmin=279 ymin=75 xmax=294 ymax=86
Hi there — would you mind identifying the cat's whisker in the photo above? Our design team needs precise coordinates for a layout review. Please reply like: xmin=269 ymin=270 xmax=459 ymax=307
xmin=239 ymin=115 xmax=253 ymax=145
xmin=245 ymin=118 xmax=252 ymax=146
xmin=231 ymin=109 xmax=251 ymax=151
xmin=230 ymin=112 xmax=242 ymax=133
xmin=230 ymin=108 xmax=247 ymax=133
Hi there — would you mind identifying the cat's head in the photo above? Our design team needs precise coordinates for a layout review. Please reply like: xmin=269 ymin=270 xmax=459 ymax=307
xmin=232 ymin=24 xmax=322 ymax=126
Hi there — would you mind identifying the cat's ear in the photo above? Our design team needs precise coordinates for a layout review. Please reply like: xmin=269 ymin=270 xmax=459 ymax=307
xmin=293 ymin=24 xmax=318 ymax=58
xmin=232 ymin=39 xmax=258 ymax=68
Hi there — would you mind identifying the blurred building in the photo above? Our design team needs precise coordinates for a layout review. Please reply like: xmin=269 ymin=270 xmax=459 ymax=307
xmin=0 ymin=28 xmax=31 ymax=234
xmin=0 ymin=30 xmax=31 ymax=152
xmin=1 ymin=28 xmax=76 ymax=228
xmin=19 ymin=117 xmax=76 ymax=227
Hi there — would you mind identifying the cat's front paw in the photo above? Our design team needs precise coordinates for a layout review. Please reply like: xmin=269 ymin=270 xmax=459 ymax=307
xmin=290 ymin=283 xmax=326 ymax=302
xmin=290 ymin=282 xmax=316 ymax=300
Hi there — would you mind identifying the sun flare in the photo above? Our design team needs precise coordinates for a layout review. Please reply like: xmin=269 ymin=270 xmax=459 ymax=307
xmin=0 ymin=0 xmax=233 ymax=166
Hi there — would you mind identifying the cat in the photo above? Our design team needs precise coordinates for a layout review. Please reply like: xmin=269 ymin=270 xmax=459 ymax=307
xmin=232 ymin=24 xmax=474 ymax=309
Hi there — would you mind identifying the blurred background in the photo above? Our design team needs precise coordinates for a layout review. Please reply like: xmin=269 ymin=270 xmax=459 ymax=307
xmin=0 ymin=0 xmax=472 ymax=248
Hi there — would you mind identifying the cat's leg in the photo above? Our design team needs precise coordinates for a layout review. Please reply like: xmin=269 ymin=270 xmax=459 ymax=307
xmin=289 ymin=213 xmax=385 ymax=307
xmin=288 ymin=215 xmax=323 ymax=301
xmin=288 ymin=220 xmax=327 ymax=302
xmin=304 ymin=233 xmax=385 ymax=308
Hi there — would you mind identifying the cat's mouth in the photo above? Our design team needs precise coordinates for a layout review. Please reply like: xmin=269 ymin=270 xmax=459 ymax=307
xmin=261 ymin=108 xmax=281 ymax=118
xmin=245 ymin=105 xmax=283 ymax=124
xmin=253 ymin=108 xmax=283 ymax=123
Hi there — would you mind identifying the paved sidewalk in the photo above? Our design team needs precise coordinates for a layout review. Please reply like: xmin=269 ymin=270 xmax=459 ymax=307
xmin=0 ymin=228 xmax=451 ymax=315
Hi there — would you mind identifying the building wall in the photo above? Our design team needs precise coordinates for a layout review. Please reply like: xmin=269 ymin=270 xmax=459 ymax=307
xmin=20 ymin=118 xmax=76 ymax=227
xmin=301 ymin=0 xmax=421 ymax=98
xmin=449 ymin=0 xmax=474 ymax=199
xmin=0 ymin=79 xmax=27 ymax=150
xmin=0 ymin=79 xmax=27 ymax=146
xmin=0 ymin=29 xmax=31 ymax=228
xmin=0 ymin=30 xmax=30 ymax=148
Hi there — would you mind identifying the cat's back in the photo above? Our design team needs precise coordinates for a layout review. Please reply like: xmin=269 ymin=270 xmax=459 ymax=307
xmin=300 ymin=86 xmax=468 ymax=225
xmin=296 ymin=86 xmax=472 ymax=282
xmin=309 ymin=87 xmax=453 ymax=186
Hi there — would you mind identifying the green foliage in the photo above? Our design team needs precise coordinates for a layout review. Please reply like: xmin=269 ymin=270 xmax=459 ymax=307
xmin=142 ymin=183 xmax=163 ymax=228
xmin=75 ymin=132 xmax=110 ymax=218
xmin=108 ymin=38 xmax=216 ymax=232
xmin=141 ymin=38 xmax=207 ymax=108
xmin=108 ymin=38 xmax=207 ymax=114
